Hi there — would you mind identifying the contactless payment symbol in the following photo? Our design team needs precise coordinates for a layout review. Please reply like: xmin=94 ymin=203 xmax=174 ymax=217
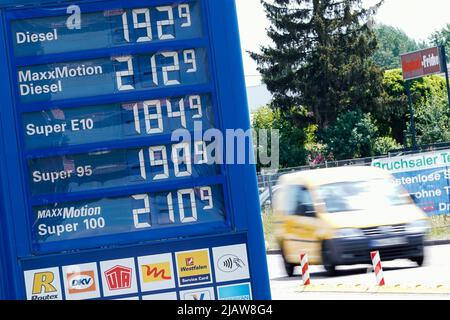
xmin=218 ymin=255 xmax=245 ymax=272
xmin=176 ymin=249 xmax=212 ymax=287
xmin=212 ymin=244 xmax=250 ymax=283
xmin=137 ymin=253 xmax=175 ymax=292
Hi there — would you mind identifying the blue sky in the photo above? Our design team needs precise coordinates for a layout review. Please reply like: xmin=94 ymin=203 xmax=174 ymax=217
xmin=236 ymin=0 xmax=450 ymax=86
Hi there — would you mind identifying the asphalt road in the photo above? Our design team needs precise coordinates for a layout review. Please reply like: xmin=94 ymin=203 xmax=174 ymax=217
xmin=268 ymin=244 xmax=450 ymax=300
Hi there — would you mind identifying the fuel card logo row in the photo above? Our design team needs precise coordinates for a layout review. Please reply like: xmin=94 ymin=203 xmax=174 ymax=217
xmin=24 ymin=244 xmax=250 ymax=300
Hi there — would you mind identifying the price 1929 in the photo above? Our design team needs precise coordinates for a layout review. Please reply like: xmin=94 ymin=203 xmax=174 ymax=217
xmin=120 ymin=3 xmax=194 ymax=43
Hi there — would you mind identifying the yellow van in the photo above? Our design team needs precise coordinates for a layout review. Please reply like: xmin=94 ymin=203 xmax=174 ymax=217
xmin=273 ymin=166 xmax=430 ymax=276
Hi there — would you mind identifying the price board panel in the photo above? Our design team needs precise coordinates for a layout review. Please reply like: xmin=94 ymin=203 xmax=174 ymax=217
xmin=0 ymin=0 xmax=270 ymax=300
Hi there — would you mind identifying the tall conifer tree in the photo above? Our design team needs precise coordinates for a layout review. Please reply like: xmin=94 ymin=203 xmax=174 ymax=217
xmin=251 ymin=0 xmax=384 ymax=128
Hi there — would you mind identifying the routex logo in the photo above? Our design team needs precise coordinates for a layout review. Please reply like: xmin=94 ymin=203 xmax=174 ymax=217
xmin=142 ymin=262 xmax=172 ymax=283
xmin=104 ymin=265 xmax=132 ymax=290
xmin=32 ymin=272 xmax=58 ymax=299
xmin=66 ymin=271 xmax=96 ymax=294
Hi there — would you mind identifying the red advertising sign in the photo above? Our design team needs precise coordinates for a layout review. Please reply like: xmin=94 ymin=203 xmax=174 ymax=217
xmin=401 ymin=46 xmax=444 ymax=80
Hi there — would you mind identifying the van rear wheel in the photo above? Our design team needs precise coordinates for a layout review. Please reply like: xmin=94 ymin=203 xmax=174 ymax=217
xmin=284 ymin=260 xmax=296 ymax=277
xmin=281 ymin=244 xmax=297 ymax=277
xmin=322 ymin=241 xmax=337 ymax=276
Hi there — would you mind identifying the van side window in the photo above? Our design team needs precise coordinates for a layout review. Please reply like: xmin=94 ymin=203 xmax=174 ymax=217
xmin=283 ymin=185 xmax=315 ymax=217
xmin=283 ymin=186 xmax=301 ymax=215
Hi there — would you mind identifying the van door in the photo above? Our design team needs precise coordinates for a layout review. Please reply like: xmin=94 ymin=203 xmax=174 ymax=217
xmin=282 ymin=185 xmax=322 ymax=264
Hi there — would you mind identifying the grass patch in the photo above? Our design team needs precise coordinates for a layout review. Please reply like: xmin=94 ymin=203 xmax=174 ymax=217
xmin=261 ymin=206 xmax=279 ymax=251
xmin=429 ymin=214 xmax=450 ymax=240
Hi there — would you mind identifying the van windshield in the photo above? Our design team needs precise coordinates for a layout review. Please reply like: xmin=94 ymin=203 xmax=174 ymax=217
xmin=317 ymin=179 xmax=411 ymax=213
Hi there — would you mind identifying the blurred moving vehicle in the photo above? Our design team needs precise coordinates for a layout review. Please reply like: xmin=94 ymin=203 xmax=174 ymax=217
xmin=273 ymin=166 xmax=430 ymax=276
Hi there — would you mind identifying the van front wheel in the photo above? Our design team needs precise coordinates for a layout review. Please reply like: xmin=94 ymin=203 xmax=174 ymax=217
xmin=411 ymin=255 xmax=424 ymax=267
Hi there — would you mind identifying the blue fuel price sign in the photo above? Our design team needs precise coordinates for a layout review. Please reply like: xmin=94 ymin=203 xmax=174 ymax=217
xmin=12 ymin=0 xmax=223 ymax=246
xmin=0 ymin=0 xmax=270 ymax=300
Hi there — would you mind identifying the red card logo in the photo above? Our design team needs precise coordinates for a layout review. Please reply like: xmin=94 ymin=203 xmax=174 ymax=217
xmin=185 ymin=257 xmax=194 ymax=266
xmin=104 ymin=266 xmax=132 ymax=290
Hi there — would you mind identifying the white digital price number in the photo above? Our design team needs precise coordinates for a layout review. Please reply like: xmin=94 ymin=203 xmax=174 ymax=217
xmin=114 ymin=49 xmax=198 ymax=90
xmin=132 ymin=186 xmax=214 ymax=228
xmin=132 ymin=95 xmax=203 ymax=134
xmin=121 ymin=4 xmax=192 ymax=43
xmin=137 ymin=141 xmax=208 ymax=181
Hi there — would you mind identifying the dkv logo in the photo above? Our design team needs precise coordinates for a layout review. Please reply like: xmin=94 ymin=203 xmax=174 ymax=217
xmin=66 ymin=271 xmax=96 ymax=294
xmin=217 ymin=254 xmax=245 ymax=273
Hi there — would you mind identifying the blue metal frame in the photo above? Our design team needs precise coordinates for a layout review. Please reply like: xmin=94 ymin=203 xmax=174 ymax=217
xmin=0 ymin=0 xmax=271 ymax=300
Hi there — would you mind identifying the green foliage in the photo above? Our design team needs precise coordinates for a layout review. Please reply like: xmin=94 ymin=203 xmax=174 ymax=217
xmin=373 ymin=24 xmax=426 ymax=70
xmin=322 ymin=110 xmax=379 ymax=160
xmin=303 ymin=124 xmax=329 ymax=164
xmin=252 ymin=105 xmax=277 ymax=130
xmin=375 ymin=69 xmax=447 ymax=144
xmin=413 ymin=97 xmax=450 ymax=146
xmin=373 ymin=136 xmax=402 ymax=155
xmin=252 ymin=106 xmax=309 ymax=169
xmin=251 ymin=6 xmax=450 ymax=164
xmin=430 ymin=24 xmax=450 ymax=63
xmin=251 ymin=0 xmax=384 ymax=128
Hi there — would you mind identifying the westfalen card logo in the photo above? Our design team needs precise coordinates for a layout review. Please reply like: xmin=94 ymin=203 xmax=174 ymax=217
xmin=142 ymin=262 xmax=172 ymax=283
xmin=176 ymin=249 xmax=212 ymax=287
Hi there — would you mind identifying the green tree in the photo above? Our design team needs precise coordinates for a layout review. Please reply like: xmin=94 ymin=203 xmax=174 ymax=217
xmin=373 ymin=24 xmax=425 ymax=70
xmin=321 ymin=110 xmax=379 ymax=160
xmin=252 ymin=106 xmax=308 ymax=169
xmin=413 ymin=96 xmax=450 ymax=146
xmin=375 ymin=69 xmax=447 ymax=144
xmin=320 ymin=110 xmax=401 ymax=160
xmin=250 ymin=0 xmax=384 ymax=128
xmin=373 ymin=136 xmax=402 ymax=155
xmin=430 ymin=24 xmax=450 ymax=62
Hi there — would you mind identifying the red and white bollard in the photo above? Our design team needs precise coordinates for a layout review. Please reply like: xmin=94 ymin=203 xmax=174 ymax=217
xmin=370 ymin=251 xmax=385 ymax=286
xmin=300 ymin=253 xmax=311 ymax=285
